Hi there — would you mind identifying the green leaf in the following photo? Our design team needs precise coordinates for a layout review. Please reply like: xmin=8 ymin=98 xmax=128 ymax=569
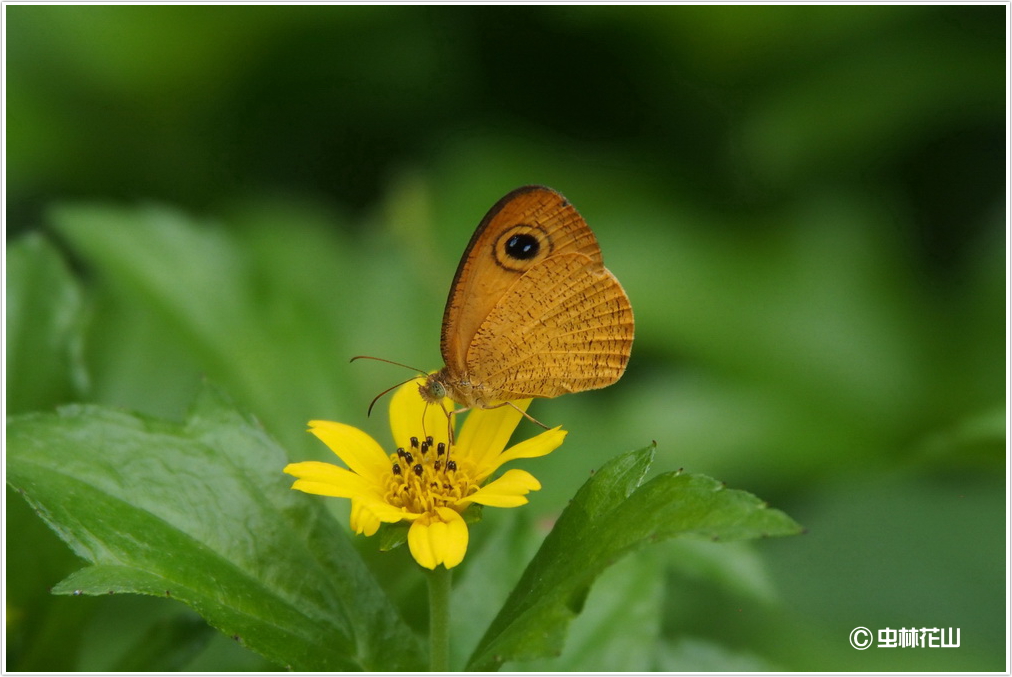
xmin=507 ymin=551 xmax=665 ymax=671
xmin=6 ymin=384 xmax=424 ymax=671
xmin=5 ymin=233 xmax=86 ymax=413
xmin=47 ymin=203 xmax=355 ymax=456
xmin=466 ymin=444 xmax=802 ymax=671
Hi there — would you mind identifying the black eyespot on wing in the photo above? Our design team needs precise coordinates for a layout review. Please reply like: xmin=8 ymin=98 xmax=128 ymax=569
xmin=492 ymin=224 xmax=552 ymax=271
xmin=505 ymin=233 xmax=539 ymax=260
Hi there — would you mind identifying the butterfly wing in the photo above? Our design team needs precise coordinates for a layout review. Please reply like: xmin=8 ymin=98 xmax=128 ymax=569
xmin=440 ymin=185 xmax=633 ymax=403
xmin=466 ymin=252 xmax=634 ymax=400
xmin=440 ymin=185 xmax=602 ymax=377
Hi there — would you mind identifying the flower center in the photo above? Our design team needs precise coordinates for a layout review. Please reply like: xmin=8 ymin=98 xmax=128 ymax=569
xmin=384 ymin=435 xmax=478 ymax=514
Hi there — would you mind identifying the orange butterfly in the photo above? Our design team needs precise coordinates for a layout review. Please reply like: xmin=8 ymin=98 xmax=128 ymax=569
xmin=357 ymin=185 xmax=633 ymax=427
xmin=419 ymin=185 xmax=633 ymax=417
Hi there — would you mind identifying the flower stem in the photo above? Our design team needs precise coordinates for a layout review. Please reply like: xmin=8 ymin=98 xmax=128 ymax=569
xmin=428 ymin=565 xmax=452 ymax=671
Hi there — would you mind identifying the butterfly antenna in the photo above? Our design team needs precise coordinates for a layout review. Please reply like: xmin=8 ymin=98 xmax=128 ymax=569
xmin=350 ymin=355 xmax=427 ymax=374
xmin=366 ymin=376 xmax=419 ymax=417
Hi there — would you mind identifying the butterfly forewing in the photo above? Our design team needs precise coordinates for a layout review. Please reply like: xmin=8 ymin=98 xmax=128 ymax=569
xmin=440 ymin=186 xmax=602 ymax=376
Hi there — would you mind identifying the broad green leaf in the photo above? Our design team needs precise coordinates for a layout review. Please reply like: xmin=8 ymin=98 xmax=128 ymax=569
xmin=506 ymin=551 xmax=665 ymax=671
xmin=5 ymin=233 xmax=86 ymax=413
xmin=466 ymin=444 xmax=802 ymax=671
xmin=5 ymin=234 xmax=97 ymax=670
xmin=6 ymin=384 xmax=423 ymax=671
xmin=47 ymin=203 xmax=355 ymax=457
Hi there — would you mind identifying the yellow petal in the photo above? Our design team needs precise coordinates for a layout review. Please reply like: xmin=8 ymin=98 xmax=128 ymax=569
xmin=485 ymin=426 xmax=567 ymax=476
xmin=350 ymin=498 xmax=421 ymax=535
xmin=366 ymin=496 xmax=422 ymax=521
xmin=456 ymin=399 xmax=531 ymax=472
xmin=389 ymin=377 xmax=454 ymax=451
xmin=350 ymin=500 xmax=382 ymax=536
xmin=289 ymin=479 xmax=353 ymax=498
xmin=285 ymin=462 xmax=415 ymax=524
xmin=458 ymin=469 xmax=541 ymax=508
xmin=285 ymin=461 xmax=378 ymax=498
xmin=407 ymin=507 xmax=468 ymax=569
xmin=307 ymin=421 xmax=390 ymax=482
xmin=284 ymin=460 xmax=364 ymax=485
xmin=406 ymin=521 xmax=436 ymax=569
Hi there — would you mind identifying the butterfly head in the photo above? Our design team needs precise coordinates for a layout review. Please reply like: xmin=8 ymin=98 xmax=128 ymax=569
xmin=420 ymin=368 xmax=484 ymax=411
xmin=419 ymin=370 xmax=449 ymax=404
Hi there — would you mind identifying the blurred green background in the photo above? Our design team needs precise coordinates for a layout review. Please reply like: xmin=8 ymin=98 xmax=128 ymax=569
xmin=5 ymin=4 xmax=1006 ymax=672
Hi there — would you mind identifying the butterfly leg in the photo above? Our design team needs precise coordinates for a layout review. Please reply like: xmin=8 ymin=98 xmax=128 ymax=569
xmin=480 ymin=401 xmax=551 ymax=430
xmin=439 ymin=402 xmax=473 ymax=446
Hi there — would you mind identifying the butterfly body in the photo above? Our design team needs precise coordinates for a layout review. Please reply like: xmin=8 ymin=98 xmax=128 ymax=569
xmin=420 ymin=185 xmax=634 ymax=412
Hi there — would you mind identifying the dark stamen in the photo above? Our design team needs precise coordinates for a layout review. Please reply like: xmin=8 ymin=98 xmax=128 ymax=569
xmin=410 ymin=436 xmax=419 ymax=449
xmin=446 ymin=460 xmax=457 ymax=471
xmin=396 ymin=447 xmax=405 ymax=458
xmin=392 ymin=463 xmax=402 ymax=475
xmin=413 ymin=464 xmax=423 ymax=476
xmin=404 ymin=452 xmax=414 ymax=465
xmin=437 ymin=442 xmax=446 ymax=456
xmin=434 ymin=460 xmax=441 ymax=470
xmin=425 ymin=436 xmax=434 ymax=447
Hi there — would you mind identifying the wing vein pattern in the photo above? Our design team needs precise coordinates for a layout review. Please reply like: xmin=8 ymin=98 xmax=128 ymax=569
xmin=466 ymin=252 xmax=634 ymax=400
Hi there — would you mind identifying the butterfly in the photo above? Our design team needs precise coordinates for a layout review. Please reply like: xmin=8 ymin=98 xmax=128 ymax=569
xmin=412 ymin=185 xmax=634 ymax=420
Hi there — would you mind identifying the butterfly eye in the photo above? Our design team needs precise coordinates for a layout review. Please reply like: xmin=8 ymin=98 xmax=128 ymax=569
xmin=505 ymin=233 xmax=540 ymax=260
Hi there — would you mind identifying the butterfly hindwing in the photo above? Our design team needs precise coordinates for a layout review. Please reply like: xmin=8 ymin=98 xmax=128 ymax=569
xmin=465 ymin=252 xmax=634 ymax=400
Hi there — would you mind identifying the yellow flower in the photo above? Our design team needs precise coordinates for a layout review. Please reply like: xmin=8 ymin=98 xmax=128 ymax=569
xmin=283 ymin=377 xmax=567 ymax=570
